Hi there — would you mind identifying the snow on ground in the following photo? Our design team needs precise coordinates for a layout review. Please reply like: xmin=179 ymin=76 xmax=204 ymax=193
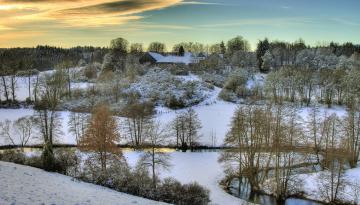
xmin=0 ymin=73 xmax=350 ymax=146
xmin=0 ymin=109 xmax=75 ymax=145
xmin=124 ymin=151 xmax=248 ymax=205
xmin=0 ymin=161 xmax=169 ymax=205
xmin=2 ymin=69 xmax=93 ymax=102
xmin=293 ymin=166 xmax=360 ymax=204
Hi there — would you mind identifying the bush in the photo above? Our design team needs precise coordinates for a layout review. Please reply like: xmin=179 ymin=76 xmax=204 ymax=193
xmin=24 ymin=155 xmax=43 ymax=169
xmin=0 ymin=149 xmax=26 ymax=164
xmin=157 ymin=178 xmax=183 ymax=203
xmin=84 ymin=64 xmax=99 ymax=79
xmin=181 ymin=182 xmax=210 ymax=205
xmin=53 ymin=148 xmax=80 ymax=176
xmin=219 ymin=89 xmax=238 ymax=102
xmin=79 ymin=157 xmax=210 ymax=205
xmin=165 ymin=95 xmax=186 ymax=109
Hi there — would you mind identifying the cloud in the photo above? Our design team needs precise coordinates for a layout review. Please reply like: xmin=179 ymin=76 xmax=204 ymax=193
xmin=0 ymin=0 xmax=182 ymax=27
xmin=331 ymin=18 xmax=360 ymax=26
xmin=198 ymin=17 xmax=313 ymax=28
xmin=180 ymin=1 xmax=224 ymax=5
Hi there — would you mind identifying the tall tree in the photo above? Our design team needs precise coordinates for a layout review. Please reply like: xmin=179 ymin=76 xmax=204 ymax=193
xmin=139 ymin=121 xmax=171 ymax=188
xmin=122 ymin=100 xmax=154 ymax=147
xmin=227 ymin=36 xmax=251 ymax=55
xmin=79 ymin=104 xmax=121 ymax=172
xmin=35 ymin=70 xmax=66 ymax=170
xmin=178 ymin=46 xmax=185 ymax=56
xmin=256 ymin=38 xmax=270 ymax=71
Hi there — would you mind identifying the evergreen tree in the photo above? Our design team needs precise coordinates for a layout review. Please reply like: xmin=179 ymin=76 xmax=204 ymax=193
xmin=179 ymin=46 xmax=185 ymax=56
xmin=256 ymin=38 xmax=270 ymax=70
xmin=220 ymin=41 xmax=226 ymax=55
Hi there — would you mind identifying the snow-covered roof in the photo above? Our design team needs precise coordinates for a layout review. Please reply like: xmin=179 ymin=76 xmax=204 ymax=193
xmin=148 ymin=52 xmax=193 ymax=65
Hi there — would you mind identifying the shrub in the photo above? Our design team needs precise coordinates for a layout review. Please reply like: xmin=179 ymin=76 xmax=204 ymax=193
xmin=219 ymin=89 xmax=238 ymax=102
xmin=165 ymin=95 xmax=186 ymax=109
xmin=25 ymin=155 xmax=43 ymax=169
xmin=157 ymin=178 xmax=183 ymax=203
xmin=0 ymin=149 xmax=26 ymax=164
xmin=181 ymin=182 xmax=210 ymax=205
xmin=53 ymin=148 xmax=80 ymax=176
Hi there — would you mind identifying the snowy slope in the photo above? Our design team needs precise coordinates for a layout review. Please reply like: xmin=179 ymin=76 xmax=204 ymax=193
xmin=0 ymin=161 xmax=169 ymax=205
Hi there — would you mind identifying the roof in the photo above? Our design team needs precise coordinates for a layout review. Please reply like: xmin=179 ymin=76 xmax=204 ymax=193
xmin=148 ymin=52 xmax=193 ymax=65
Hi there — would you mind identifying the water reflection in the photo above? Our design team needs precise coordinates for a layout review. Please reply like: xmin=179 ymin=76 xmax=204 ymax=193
xmin=229 ymin=178 xmax=323 ymax=205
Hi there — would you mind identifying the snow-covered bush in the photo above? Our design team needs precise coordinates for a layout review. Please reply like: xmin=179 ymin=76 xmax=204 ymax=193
xmin=124 ymin=69 xmax=212 ymax=108
xmin=0 ymin=149 xmax=26 ymax=164
xmin=219 ymin=69 xmax=251 ymax=102
xmin=200 ymin=72 xmax=226 ymax=88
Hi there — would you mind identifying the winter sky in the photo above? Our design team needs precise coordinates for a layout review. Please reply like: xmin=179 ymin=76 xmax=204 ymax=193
xmin=0 ymin=0 xmax=359 ymax=49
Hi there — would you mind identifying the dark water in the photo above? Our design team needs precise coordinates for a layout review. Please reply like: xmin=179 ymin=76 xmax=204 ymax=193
xmin=229 ymin=178 xmax=323 ymax=205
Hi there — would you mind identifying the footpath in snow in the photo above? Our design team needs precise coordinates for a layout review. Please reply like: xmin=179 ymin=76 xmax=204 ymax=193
xmin=0 ymin=161 xmax=169 ymax=205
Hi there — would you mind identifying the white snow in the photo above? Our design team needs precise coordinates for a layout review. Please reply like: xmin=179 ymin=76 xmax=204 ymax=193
xmin=1 ymin=69 xmax=93 ymax=102
xmin=0 ymin=161 xmax=169 ymax=205
xmin=148 ymin=52 xmax=194 ymax=65
xmin=293 ymin=166 xmax=360 ymax=204
xmin=124 ymin=151 xmax=248 ymax=205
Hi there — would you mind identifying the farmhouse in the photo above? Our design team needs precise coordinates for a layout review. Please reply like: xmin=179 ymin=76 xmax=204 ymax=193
xmin=139 ymin=52 xmax=206 ymax=65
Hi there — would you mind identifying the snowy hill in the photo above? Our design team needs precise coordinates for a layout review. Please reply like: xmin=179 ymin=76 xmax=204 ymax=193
xmin=0 ymin=161 xmax=170 ymax=205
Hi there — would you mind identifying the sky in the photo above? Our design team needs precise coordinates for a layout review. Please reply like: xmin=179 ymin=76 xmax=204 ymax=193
xmin=0 ymin=0 xmax=359 ymax=49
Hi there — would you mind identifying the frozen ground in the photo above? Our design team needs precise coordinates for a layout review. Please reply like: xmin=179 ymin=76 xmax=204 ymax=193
xmin=292 ymin=166 xmax=360 ymax=204
xmin=0 ymin=161 xmax=169 ymax=205
xmin=1 ymin=69 xmax=93 ymax=102
xmin=0 ymin=72 xmax=350 ymax=146
xmin=124 ymin=151 xmax=248 ymax=205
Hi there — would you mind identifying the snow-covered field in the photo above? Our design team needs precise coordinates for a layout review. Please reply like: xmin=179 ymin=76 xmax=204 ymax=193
xmin=124 ymin=151 xmax=247 ymax=205
xmin=0 ymin=161 xmax=169 ymax=205
xmin=0 ymin=72 xmax=356 ymax=205
xmin=291 ymin=166 xmax=360 ymax=204
xmin=0 ymin=72 xmax=350 ymax=146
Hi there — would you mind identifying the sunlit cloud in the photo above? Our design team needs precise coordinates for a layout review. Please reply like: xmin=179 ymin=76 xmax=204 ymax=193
xmin=0 ymin=0 xmax=182 ymax=28
xmin=180 ymin=1 xmax=224 ymax=5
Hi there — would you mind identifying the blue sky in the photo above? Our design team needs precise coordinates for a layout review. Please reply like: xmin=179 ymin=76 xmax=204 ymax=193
xmin=0 ymin=0 xmax=359 ymax=49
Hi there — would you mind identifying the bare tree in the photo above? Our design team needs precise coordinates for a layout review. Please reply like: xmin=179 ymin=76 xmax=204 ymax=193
xmin=0 ymin=119 xmax=14 ymax=145
xmin=122 ymin=100 xmax=154 ymax=147
xmin=138 ymin=121 xmax=171 ymax=188
xmin=308 ymin=106 xmax=323 ymax=168
xmin=57 ymin=60 xmax=75 ymax=98
xmin=344 ymin=108 xmax=360 ymax=168
xmin=0 ymin=116 xmax=35 ymax=148
xmin=35 ymin=70 xmax=66 ymax=170
xmin=13 ymin=116 xmax=35 ymax=147
xmin=185 ymin=108 xmax=202 ymax=151
xmin=68 ymin=112 xmax=89 ymax=144
xmin=219 ymin=105 xmax=273 ymax=193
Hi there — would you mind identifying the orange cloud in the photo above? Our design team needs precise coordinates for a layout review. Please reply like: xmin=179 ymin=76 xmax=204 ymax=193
xmin=0 ymin=0 xmax=182 ymax=27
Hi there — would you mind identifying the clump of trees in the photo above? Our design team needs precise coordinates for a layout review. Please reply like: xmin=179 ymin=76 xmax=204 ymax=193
xmin=148 ymin=42 xmax=166 ymax=53
xmin=0 ymin=116 xmax=36 ymax=148
xmin=122 ymin=99 xmax=155 ymax=147
xmin=171 ymin=108 xmax=202 ymax=151
xmin=263 ymin=65 xmax=360 ymax=108
xmin=219 ymin=106 xmax=301 ymax=200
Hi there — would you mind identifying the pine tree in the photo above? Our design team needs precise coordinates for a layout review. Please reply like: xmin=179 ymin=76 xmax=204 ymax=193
xmin=179 ymin=46 xmax=185 ymax=56
xmin=256 ymin=38 xmax=270 ymax=70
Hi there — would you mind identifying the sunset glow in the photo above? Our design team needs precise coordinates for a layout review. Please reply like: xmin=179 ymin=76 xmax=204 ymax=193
xmin=0 ymin=0 xmax=359 ymax=48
